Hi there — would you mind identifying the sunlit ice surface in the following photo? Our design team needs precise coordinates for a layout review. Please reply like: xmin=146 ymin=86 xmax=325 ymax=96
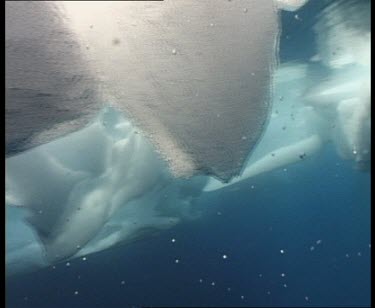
xmin=5 ymin=0 xmax=370 ymax=307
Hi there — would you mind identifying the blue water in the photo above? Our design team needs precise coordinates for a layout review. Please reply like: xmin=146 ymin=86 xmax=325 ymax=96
xmin=6 ymin=145 xmax=371 ymax=307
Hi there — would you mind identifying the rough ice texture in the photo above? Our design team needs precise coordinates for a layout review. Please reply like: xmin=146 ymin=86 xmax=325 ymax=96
xmin=5 ymin=2 xmax=102 ymax=156
xmin=6 ymin=0 xmax=279 ymax=182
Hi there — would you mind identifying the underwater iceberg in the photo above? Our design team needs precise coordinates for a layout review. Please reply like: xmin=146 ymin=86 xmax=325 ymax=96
xmin=5 ymin=0 xmax=370 ymax=277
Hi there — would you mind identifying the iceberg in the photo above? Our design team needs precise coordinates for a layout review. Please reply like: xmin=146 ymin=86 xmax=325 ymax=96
xmin=6 ymin=0 xmax=281 ymax=181
xmin=205 ymin=0 xmax=371 ymax=191
xmin=5 ymin=0 xmax=370 ymax=276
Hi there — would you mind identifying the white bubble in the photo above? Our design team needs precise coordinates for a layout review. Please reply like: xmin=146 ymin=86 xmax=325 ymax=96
xmin=310 ymin=246 xmax=315 ymax=251
xmin=227 ymin=287 xmax=231 ymax=292
xmin=240 ymin=295 xmax=245 ymax=300
xmin=172 ymin=49 xmax=177 ymax=55
xmin=74 ymin=291 xmax=79 ymax=295
xmin=243 ymin=8 xmax=248 ymax=13
xmin=345 ymin=253 xmax=350 ymax=258
xmin=281 ymin=273 xmax=285 ymax=277
xmin=175 ymin=259 xmax=180 ymax=263
xmin=121 ymin=281 xmax=125 ymax=285
xmin=357 ymin=252 xmax=362 ymax=257
xmin=222 ymin=254 xmax=228 ymax=259
xmin=210 ymin=23 xmax=214 ymax=27
xmin=267 ymin=291 xmax=271 ymax=295
xmin=283 ymin=283 xmax=288 ymax=288
xmin=305 ymin=296 xmax=309 ymax=301
xmin=251 ymin=185 xmax=255 ymax=189
xmin=241 ymin=136 xmax=247 ymax=140
xmin=316 ymin=240 xmax=322 ymax=245
xmin=171 ymin=238 xmax=176 ymax=243
xmin=280 ymin=249 xmax=285 ymax=254
xmin=211 ymin=281 xmax=215 ymax=286
xmin=199 ymin=279 xmax=203 ymax=283
xmin=82 ymin=257 xmax=87 ymax=261
xmin=66 ymin=262 xmax=71 ymax=267
xmin=259 ymin=273 xmax=263 ymax=278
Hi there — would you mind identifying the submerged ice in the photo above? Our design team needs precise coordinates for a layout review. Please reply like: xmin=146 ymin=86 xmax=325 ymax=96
xmin=6 ymin=107 xmax=207 ymax=272
xmin=5 ymin=0 xmax=370 ymax=276
xmin=6 ymin=0 xmax=280 ymax=181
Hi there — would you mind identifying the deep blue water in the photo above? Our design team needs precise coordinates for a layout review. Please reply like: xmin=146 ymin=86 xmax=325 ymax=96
xmin=6 ymin=145 xmax=371 ymax=307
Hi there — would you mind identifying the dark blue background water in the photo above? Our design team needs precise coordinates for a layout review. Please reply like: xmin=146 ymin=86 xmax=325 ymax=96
xmin=6 ymin=147 xmax=371 ymax=308
xmin=6 ymin=2 xmax=371 ymax=307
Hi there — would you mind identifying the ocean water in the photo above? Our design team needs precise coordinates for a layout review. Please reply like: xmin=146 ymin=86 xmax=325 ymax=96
xmin=6 ymin=1 xmax=371 ymax=307
xmin=6 ymin=145 xmax=371 ymax=307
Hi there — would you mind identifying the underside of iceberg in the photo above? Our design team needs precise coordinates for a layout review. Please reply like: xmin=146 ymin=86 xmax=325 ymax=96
xmin=5 ymin=0 xmax=370 ymax=277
